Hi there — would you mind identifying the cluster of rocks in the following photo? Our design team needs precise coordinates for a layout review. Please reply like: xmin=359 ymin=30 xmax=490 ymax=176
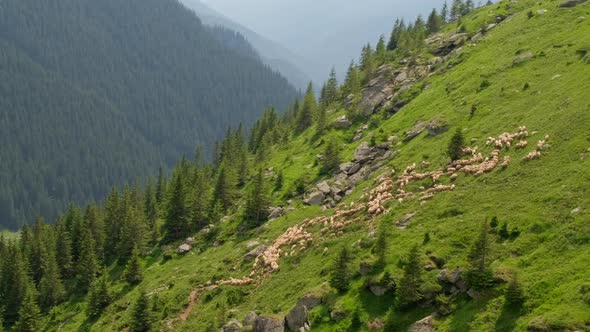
xmin=304 ymin=141 xmax=394 ymax=210
xmin=223 ymin=293 xmax=322 ymax=332
xmin=175 ymin=237 xmax=195 ymax=254
xmin=437 ymin=267 xmax=481 ymax=299
xmin=404 ymin=117 xmax=449 ymax=141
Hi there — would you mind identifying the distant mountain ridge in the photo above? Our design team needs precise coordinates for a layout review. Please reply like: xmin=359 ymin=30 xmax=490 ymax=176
xmin=0 ymin=0 xmax=298 ymax=229
xmin=179 ymin=0 xmax=313 ymax=89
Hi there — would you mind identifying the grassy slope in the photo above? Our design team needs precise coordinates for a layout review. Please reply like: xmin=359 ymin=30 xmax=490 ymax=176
xmin=51 ymin=0 xmax=590 ymax=331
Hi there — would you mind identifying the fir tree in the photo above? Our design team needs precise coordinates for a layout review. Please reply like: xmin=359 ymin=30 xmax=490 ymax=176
xmin=77 ymin=228 xmax=98 ymax=291
xmin=348 ymin=310 xmax=362 ymax=331
xmin=211 ymin=164 xmax=237 ymax=213
xmin=85 ymin=204 xmax=105 ymax=263
xmin=320 ymin=139 xmax=341 ymax=175
xmin=427 ymin=9 xmax=443 ymax=34
xmin=441 ymin=1 xmax=449 ymax=22
xmin=321 ymin=68 xmax=339 ymax=106
xmin=55 ymin=219 xmax=74 ymax=279
xmin=274 ymin=171 xmax=284 ymax=191
xmin=295 ymin=83 xmax=318 ymax=133
xmin=244 ymin=169 xmax=270 ymax=227
xmin=451 ymin=0 xmax=464 ymax=21
xmin=164 ymin=175 xmax=190 ymax=241
xmin=387 ymin=19 xmax=405 ymax=51
xmin=375 ymin=35 xmax=387 ymax=62
xmin=329 ymin=247 xmax=350 ymax=293
xmin=373 ymin=228 xmax=387 ymax=266
xmin=396 ymin=245 xmax=423 ymax=309
xmin=505 ymin=273 xmax=525 ymax=306
xmin=466 ymin=221 xmax=494 ymax=290
xmin=123 ymin=245 xmax=144 ymax=285
xmin=360 ymin=43 xmax=375 ymax=81
xmin=38 ymin=241 xmax=66 ymax=310
xmin=87 ymin=270 xmax=112 ymax=318
xmin=13 ymin=285 xmax=41 ymax=332
xmin=447 ymin=128 xmax=465 ymax=161
xmin=342 ymin=61 xmax=361 ymax=97
xmin=129 ymin=290 xmax=151 ymax=332
xmin=0 ymin=245 xmax=30 ymax=324
xmin=317 ymin=107 xmax=327 ymax=136
xmin=144 ymin=177 xmax=159 ymax=231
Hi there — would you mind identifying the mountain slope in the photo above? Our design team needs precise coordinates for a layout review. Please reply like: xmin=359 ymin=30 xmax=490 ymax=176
xmin=2 ymin=0 xmax=590 ymax=331
xmin=0 ymin=0 xmax=298 ymax=229
xmin=179 ymin=0 xmax=313 ymax=89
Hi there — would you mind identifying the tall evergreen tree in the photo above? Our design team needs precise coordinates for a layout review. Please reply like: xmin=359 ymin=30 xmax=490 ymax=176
xmin=55 ymin=219 xmax=74 ymax=279
xmin=441 ymin=1 xmax=450 ymax=22
xmin=505 ymin=273 xmax=525 ymax=305
xmin=342 ymin=61 xmax=362 ymax=97
xmin=427 ymin=9 xmax=444 ymax=34
xmin=155 ymin=167 xmax=165 ymax=205
xmin=320 ymin=139 xmax=342 ymax=175
xmin=451 ymin=0 xmax=464 ymax=21
xmin=360 ymin=43 xmax=375 ymax=81
xmin=144 ymin=177 xmax=159 ymax=231
xmin=329 ymin=247 xmax=351 ymax=293
xmin=77 ymin=228 xmax=98 ymax=291
xmin=0 ymin=245 xmax=30 ymax=324
xmin=448 ymin=129 xmax=465 ymax=161
xmin=373 ymin=228 xmax=388 ymax=266
xmin=123 ymin=245 xmax=144 ymax=285
xmin=85 ymin=204 xmax=105 ymax=263
xmin=465 ymin=221 xmax=494 ymax=290
xmin=129 ymin=290 xmax=151 ymax=332
xmin=87 ymin=269 xmax=112 ymax=318
xmin=38 ymin=239 xmax=66 ymax=310
xmin=295 ymin=83 xmax=318 ymax=133
xmin=211 ymin=164 xmax=237 ymax=213
xmin=396 ymin=245 xmax=423 ymax=309
xmin=321 ymin=68 xmax=339 ymax=106
xmin=13 ymin=285 xmax=41 ymax=332
xmin=164 ymin=175 xmax=191 ymax=241
xmin=244 ymin=169 xmax=270 ymax=227
xmin=387 ymin=19 xmax=406 ymax=51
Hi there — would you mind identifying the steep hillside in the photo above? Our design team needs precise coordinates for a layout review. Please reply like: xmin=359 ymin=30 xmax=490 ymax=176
xmin=1 ymin=0 xmax=589 ymax=331
xmin=179 ymin=0 xmax=313 ymax=89
xmin=0 ymin=0 xmax=298 ymax=229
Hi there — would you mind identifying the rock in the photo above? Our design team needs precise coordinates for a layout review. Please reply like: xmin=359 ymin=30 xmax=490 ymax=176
xmin=339 ymin=162 xmax=354 ymax=174
xmin=405 ymin=121 xmax=428 ymax=140
xmin=246 ymin=241 xmax=260 ymax=250
xmin=353 ymin=142 xmax=372 ymax=163
xmin=347 ymin=163 xmax=361 ymax=175
xmin=513 ymin=52 xmax=535 ymax=65
xmin=285 ymin=305 xmax=308 ymax=331
xmin=424 ymin=264 xmax=436 ymax=271
xmin=349 ymin=166 xmax=370 ymax=185
xmin=175 ymin=243 xmax=192 ymax=254
xmin=253 ymin=316 xmax=284 ymax=332
xmin=571 ymin=207 xmax=582 ymax=214
xmin=330 ymin=310 xmax=348 ymax=322
xmin=243 ymin=312 xmax=258 ymax=326
xmin=330 ymin=186 xmax=343 ymax=196
xmin=360 ymin=262 xmax=373 ymax=276
xmin=359 ymin=65 xmax=395 ymax=116
xmin=409 ymin=315 xmax=434 ymax=332
xmin=304 ymin=191 xmax=325 ymax=206
xmin=244 ymin=245 xmax=267 ymax=262
xmin=223 ymin=319 xmax=244 ymax=332
xmin=333 ymin=115 xmax=352 ymax=129
xmin=396 ymin=212 xmax=417 ymax=228
xmin=184 ymin=237 xmax=194 ymax=245
xmin=527 ymin=316 xmax=551 ymax=332
xmin=428 ymin=33 xmax=469 ymax=56
xmin=426 ymin=117 xmax=448 ymax=136
xmin=560 ymin=0 xmax=587 ymax=7
xmin=429 ymin=255 xmax=446 ymax=269
xmin=448 ymin=268 xmax=462 ymax=284
xmin=268 ymin=207 xmax=285 ymax=220
xmin=536 ymin=9 xmax=548 ymax=14
xmin=369 ymin=284 xmax=389 ymax=296
xmin=437 ymin=269 xmax=449 ymax=283
xmin=316 ymin=181 xmax=332 ymax=195
xmin=297 ymin=294 xmax=322 ymax=310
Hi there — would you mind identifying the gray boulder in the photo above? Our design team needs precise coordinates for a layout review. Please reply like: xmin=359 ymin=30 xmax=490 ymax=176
xmin=175 ymin=244 xmax=192 ymax=254
xmin=333 ymin=115 xmax=352 ymax=129
xmin=223 ymin=319 xmax=244 ymax=332
xmin=243 ymin=312 xmax=258 ymax=326
xmin=297 ymin=293 xmax=322 ymax=310
xmin=353 ymin=142 xmax=372 ymax=163
xmin=285 ymin=305 xmax=308 ymax=331
xmin=304 ymin=191 xmax=325 ymax=206
xmin=330 ymin=310 xmax=348 ymax=322
xmin=560 ymin=0 xmax=588 ymax=7
xmin=513 ymin=52 xmax=535 ymax=65
xmin=244 ymin=245 xmax=267 ymax=262
xmin=268 ymin=207 xmax=285 ymax=220
xmin=253 ymin=316 xmax=284 ymax=332
xmin=316 ymin=181 xmax=331 ymax=195
xmin=409 ymin=315 xmax=434 ymax=332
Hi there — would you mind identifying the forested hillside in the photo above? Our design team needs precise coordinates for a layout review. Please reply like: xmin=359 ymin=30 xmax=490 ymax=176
xmin=0 ymin=0 xmax=298 ymax=230
xmin=1 ymin=0 xmax=590 ymax=331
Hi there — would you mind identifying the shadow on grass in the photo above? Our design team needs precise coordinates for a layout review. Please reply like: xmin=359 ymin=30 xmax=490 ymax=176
xmin=494 ymin=304 xmax=524 ymax=332
xmin=446 ymin=296 xmax=492 ymax=331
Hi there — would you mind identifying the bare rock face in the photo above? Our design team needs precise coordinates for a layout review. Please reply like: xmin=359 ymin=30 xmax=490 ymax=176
xmin=243 ymin=311 xmax=258 ymax=326
xmin=285 ymin=305 xmax=308 ymax=331
xmin=333 ymin=115 xmax=352 ymax=129
xmin=427 ymin=33 xmax=469 ymax=56
xmin=408 ymin=315 xmax=435 ymax=332
xmin=316 ymin=181 xmax=331 ymax=195
xmin=304 ymin=191 xmax=325 ymax=206
xmin=253 ymin=316 xmax=285 ymax=332
xmin=359 ymin=65 xmax=395 ymax=116
xmin=268 ymin=207 xmax=285 ymax=220
xmin=353 ymin=142 xmax=372 ymax=163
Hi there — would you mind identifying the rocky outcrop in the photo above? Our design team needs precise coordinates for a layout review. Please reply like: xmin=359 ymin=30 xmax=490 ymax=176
xmin=244 ymin=245 xmax=268 ymax=262
xmin=409 ymin=315 xmax=435 ymax=332
xmin=426 ymin=33 xmax=469 ymax=56
xmin=513 ymin=52 xmax=535 ymax=65
xmin=405 ymin=117 xmax=448 ymax=141
xmin=223 ymin=319 xmax=244 ymax=332
xmin=304 ymin=191 xmax=325 ymax=206
xmin=333 ymin=115 xmax=352 ymax=129
xmin=175 ymin=243 xmax=191 ymax=254
xmin=243 ymin=312 xmax=258 ymax=327
xmin=285 ymin=305 xmax=308 ymax=331
xmin=268 ymin=207 xmax=285 ymax=220
xmin=560 ymin=0 xmax=588 ymax=7
xmin=438 ymin=268 xmax=469 ymax=295
xmin=353 ymin=142 xmax=372 ymax=163
xmin=253 ymin=316 xmax=284 ymax=332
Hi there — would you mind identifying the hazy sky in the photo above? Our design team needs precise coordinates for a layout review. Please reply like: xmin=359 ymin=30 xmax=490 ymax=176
xmin=200 ymin=0 xmax=445 ymax=80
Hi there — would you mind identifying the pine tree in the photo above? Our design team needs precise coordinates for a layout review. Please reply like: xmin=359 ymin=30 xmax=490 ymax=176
xmin=317 ymin=107 xmax=327 ymax=136
xmin=144 ymin=177 xmax=159 ymax=231
xmin=155 ymin=166 xmax=165 ymax=205
xmin=375 ymin=35 xmax=387 ymax=63
xmin=123 ymin=245 xmax=144 ymax=285
xmin=447 ymin=128 xmax=465 ymax=161
xmin=505 ymin=273 xmax=525 ymax=305
xmin=295 ymin=83 xmax=318 ymax=133
xmin=320 ymin=139 xmax=341 ymax=175
xmin=360 ymin=43 xmax=375 ymax=81
xmin=55 ymin=219 xmax=74 ymax=279
xmin=427 ymin=9 xmax=443 ymax=34
xmin=373 ymin=228 xmax=387 ymax=266
xmin=191 ymin=168 xmax=210 ymax=232
xmin=441 ymin=1 xmax=449 ymax=22
xmin=274 ymin=171 xmax=284 ymax=191
xmin=13 ymin=285 xmax=41 ymax=332
xmin=129 ymin=290 xmax=151 ymax=332
xmin=244 ymin=169 xmax=270 ymax=227
xmin=465 ymin=221 xmax=494 ymax=290
xmin=77 ymin=228 xmax=98 ymax=291
xmin=396 ymin=245 xmax=423 ymax=309
xmin=321 ymin=68 xmax=339 ymax=106
xmin=0 ymin=245 xmax=30 ymax=324
xmin=38 ymin=239 xmax=66 ymax=310
xmin=348 ymin=310 xmax=362 ymax=331
xmin=329 ymin=247 xmax=350 ymax=293
xmin=164 ymin=175 xmax=190 ymax=241
xmin=451 ymin=0 xmax=464 ymax=21
xmin=387 ymin=19 xmax=406 ymax=51
xmin=86 ymin=204 xmax=106 ymax=263
xmin=87 ymin=270 xmax=112 ymax=318
xmin=211 ymin=164 xmax=237 ymax=213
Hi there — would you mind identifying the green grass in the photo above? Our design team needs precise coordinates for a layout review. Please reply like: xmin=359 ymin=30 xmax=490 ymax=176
xmin=48 ymin=0 xmax=590 ymax=330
